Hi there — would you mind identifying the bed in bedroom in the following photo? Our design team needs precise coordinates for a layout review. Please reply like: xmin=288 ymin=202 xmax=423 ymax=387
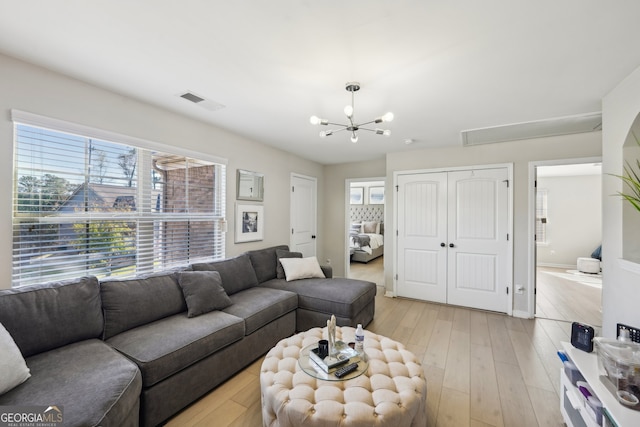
xmin=350 ymin=220 xmax=384 ymax=263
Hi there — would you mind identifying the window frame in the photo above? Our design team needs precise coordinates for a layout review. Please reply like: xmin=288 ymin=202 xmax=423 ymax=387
xmin=11 ymin=110 xmax=227 ymax=287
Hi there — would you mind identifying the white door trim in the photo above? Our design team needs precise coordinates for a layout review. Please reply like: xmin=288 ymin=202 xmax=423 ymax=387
xmin=526 ymin=156 xmax=602 ymax=318
xmin=394 ymin=163 xmax=514 ymax=315
xmin=345 ymin=176 xmax=386 ymax=278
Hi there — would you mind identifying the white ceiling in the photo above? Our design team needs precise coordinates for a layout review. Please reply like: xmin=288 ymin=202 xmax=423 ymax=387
xmin=1 ymin=1 xmax=640 ymax=165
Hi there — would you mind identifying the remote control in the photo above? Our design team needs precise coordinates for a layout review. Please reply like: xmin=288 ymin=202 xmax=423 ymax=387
xmin=334 ymin=362 xmax=358 ymax=378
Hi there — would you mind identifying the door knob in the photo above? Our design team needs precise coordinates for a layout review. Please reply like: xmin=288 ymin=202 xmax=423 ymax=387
xmin=440 ymin=243 xmax=446 ymax=247
xmin=449 ymin=243 xmax=455 ymax=248
xmin=312 ymin=235 xmax=316 ymax=239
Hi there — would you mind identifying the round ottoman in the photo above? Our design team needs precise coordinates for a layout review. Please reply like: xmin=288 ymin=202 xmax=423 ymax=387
xmin=260 ymin=326 xmax=427 ymax=427
xmin=577 ymin=257 xmax=600 ymax=274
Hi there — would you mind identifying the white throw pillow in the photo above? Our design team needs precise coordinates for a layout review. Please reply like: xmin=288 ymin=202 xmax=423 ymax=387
xmin=0 ymin=322 xmax=31 ymax=395
xmin=279 ymin=256 xmax=326 ymax=282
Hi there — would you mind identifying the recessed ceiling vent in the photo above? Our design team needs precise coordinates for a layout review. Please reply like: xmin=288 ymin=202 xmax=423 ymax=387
xmin=178 ymin=91 xmax=225 ymax=112
xmin=461 ymin=112 xmax=602 ymax=146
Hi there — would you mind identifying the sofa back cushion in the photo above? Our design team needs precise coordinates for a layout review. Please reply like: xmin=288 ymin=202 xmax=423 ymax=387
xmin=247 ymin=245 xmax=289 ymax=283
xmin=0 ymin=277 xmax=103 ymax=357
xmin=100 ymin=272 xmax=187 ymax=339
xmin=191 ymin=253 xmax=259 ymax=295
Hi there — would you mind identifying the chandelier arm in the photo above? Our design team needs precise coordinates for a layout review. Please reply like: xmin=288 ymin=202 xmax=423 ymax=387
xmin=329 ymin=127 xmax=348 ymax=134
xmin=325 ymin=121 xmax=349 ymax=127
xmin=355 ymin=119 xmax=379 ymax=127
xmin=358 ymin=127 xmax=379 ymax=133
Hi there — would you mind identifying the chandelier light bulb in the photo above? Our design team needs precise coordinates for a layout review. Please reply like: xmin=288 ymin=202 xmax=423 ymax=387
xmin=310 ymin=115 xmax=320 ymax=125
xmin=382 ymin=112 xmax=394 ymax=122
xmin=351 ymin=134 xmax=359 ymax=143
xmin=383 ymin=129 xmax=391 ymax=136
xmin=344 ymin=105 xmax=354 ymax=118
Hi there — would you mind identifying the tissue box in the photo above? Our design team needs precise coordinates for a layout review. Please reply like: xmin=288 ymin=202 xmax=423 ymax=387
xmin=594 ymin=338 xmax=640 ymax=410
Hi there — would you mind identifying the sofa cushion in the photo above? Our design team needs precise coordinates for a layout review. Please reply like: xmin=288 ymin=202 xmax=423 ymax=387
xmin=260 ymin=277 xmax=376 ymax=320
xmin=275 ymin=248 xmax=302 ymax=279
xmin=0 ymin=339 xmax=141 ymax=427
xmin=177 ymin=271 xmax=232 ymax=317
xmin=223 ymin=287 xmax=298 ymax=335
xmin=100 ymin=272 xmax=187 ymax=340
xmin=191 ymin=253 xmax=259 ymax=295
xmin=247 ymin=245 xmax=289 ymax=283
xmin=106 ymin=311 xmax=245 ymax=387
xmin=0 ymin=322 xmax=30 ymax=395
xmin=279 ymin=257 xmax=326 ymax=281
xmin=0 ymin=277 xmax=103 ymax=357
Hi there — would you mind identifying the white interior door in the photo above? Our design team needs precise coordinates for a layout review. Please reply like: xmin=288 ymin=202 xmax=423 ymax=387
xmin=446 ymin=168 xmax=509 ymax=312
xmin=290 ymin=174 xmax=317 ymax=257
xmin=396 ymin=172 xmax=448 ymax=303
xmin=396 ymin=167 xmax=511 ymax=313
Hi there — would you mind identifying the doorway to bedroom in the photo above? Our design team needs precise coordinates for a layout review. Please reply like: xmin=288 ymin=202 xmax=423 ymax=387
xmin=346 ymin=178 xmax=385 ymax=288
xmin=533 ymin=160 xmax=602 ymax=328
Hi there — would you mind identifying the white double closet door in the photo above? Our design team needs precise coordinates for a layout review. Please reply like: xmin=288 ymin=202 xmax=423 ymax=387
xmin=396 ymin=167 xmax=511 ymax=313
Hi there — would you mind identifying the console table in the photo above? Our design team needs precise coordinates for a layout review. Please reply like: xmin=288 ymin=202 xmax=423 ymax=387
xmin=561 ymin=342 xmax=640 ymax=427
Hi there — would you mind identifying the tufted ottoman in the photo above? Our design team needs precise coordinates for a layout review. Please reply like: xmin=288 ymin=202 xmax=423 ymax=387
xmin=260 ymin=326 xmax=427 ymax=427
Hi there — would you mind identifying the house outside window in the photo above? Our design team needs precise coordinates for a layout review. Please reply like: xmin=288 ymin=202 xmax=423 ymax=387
xmin=12 ymin=111 xmax=226 ymax=287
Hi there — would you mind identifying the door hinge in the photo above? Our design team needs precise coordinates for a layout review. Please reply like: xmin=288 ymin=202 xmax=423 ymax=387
xmin=395 ymin=274 xmax=398 ymax=280
xmin=292 ymin=186 xmax=295 ymax=192
xmin=396 ymin=185 xmax=399 ymax=191
xmin=291 ymin=228 xmax=294 ymax=234
xmin=506 ymin=287 xmax=509 ymax=295
xmin=507 ymin=233 xmax=509 ymax=241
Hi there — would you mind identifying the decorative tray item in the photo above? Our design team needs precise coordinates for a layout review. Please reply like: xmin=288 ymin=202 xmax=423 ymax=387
xmin=307 ymin=340 xmax=360 ymax=373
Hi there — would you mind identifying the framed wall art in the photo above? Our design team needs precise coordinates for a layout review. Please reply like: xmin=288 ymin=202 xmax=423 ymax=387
xmin=236 ymin=169 xmax=264 ymax=201
xmin=235 ymin=203 xmax=264 ymax=243
xmin=350 ymin=187 xmax=364 ymax=205
xmin=368 ymin=186 xmax=385 ymax=204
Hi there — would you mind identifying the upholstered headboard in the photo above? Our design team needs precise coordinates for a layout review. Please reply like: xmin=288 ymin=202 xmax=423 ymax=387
xmin=350 ymin=205 xmax=384 ymax=223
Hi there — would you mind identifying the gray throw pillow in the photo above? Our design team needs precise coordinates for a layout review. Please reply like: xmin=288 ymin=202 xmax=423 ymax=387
xmin=275 ymin=249 xmax=302 ymax=279
xmin=177 ymin=271 xmax=232 ymax=318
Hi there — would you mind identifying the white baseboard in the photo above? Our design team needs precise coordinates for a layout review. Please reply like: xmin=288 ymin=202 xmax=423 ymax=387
xmin=384 ymin=291 xmax=395 ymax=298
xmin=512 ymin=309 xmax=533 ymax=319
xmin=537 ymin=262 xmax=576 ymax=270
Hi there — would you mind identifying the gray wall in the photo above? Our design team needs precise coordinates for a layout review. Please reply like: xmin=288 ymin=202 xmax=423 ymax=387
xmin=536 ymin=174 xmax=602 ymax=267
xmin=0 ymin=53 xmax=324 ymax=289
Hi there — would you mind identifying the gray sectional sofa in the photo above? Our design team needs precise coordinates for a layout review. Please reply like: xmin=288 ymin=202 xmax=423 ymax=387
xmin=0 ymin=245 xmax=376 ymax=427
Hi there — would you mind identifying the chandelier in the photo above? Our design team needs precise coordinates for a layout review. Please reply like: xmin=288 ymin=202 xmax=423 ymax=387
xmin=310 ymin=82 xmax=394 ymax=143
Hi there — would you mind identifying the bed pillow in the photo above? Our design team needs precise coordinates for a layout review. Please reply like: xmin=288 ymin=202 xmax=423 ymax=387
xmin=275 ymin=249 xmax=303 ymax=279
xmin=177 ymin=271 xmax=232 ymax=318
xmin=0 ymin=322 xmax=31 ymax=395
xmin=279 ymin=256 xmax=326 ymax=282
xmin=363 ymin=221 xmax=378 ymax=234
xmin=350 ymin=222 xmax=362 ymax=234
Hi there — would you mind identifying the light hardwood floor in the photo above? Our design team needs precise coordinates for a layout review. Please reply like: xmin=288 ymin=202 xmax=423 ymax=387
xmin=536 ymin=266 xmax=602 ymax=328
xmin=167 ymin=259 xmax=572 ymax=427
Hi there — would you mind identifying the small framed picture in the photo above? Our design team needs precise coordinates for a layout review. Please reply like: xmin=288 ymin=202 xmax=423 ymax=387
xmin=235 ymin=203 xmax=264 ymax=243
xmin=350 ymin=187 xmax=364 ymax=205
xmin=369 ymin=186 xmax=385 ymax=204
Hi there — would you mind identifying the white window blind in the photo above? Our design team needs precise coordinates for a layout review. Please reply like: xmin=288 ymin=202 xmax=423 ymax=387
xmin=536 ymin=188 xmax=548 ymax=244
xmin=12 ymin=114 xmax=226 ymax=287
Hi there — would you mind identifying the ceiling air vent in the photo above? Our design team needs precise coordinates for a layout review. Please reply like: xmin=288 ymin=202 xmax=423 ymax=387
xmin=178 ymin=91 xmax=225 ymax=112
xmin=461 ymin=112 xmax=602 ymax=146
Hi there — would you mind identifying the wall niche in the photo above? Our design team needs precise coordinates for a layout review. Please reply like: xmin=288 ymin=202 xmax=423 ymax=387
xmin=622 ymin=112 xmax=640 ymax=263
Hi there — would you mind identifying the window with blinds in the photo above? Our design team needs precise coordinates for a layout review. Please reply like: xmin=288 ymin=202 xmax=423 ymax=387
xmin=12 ymin=114 xmax=226 ymax=287
xmin=536 ymin=188 xmax=548 ymax=244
